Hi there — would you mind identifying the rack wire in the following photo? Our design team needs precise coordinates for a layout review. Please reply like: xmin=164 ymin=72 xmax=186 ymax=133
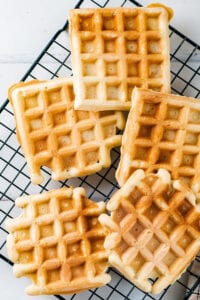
xmin=0 ymin=0 xmax=200 ymax=299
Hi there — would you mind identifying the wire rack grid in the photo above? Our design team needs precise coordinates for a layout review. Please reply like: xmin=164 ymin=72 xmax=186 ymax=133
xmin=0 ymin=0 xmax=200 ymax=299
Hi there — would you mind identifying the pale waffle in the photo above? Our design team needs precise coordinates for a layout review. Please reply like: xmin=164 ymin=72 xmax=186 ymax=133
xmin=116 ymin=88 xmax=200 ymax=202
xmin=6 ymin=187 xmax=111 ymax=295
xmin=99 ymin=169 xmax=200 ymax=294
xmin=8 ymin=78 xmax=125 ymax=184
xmin=69 ymin=6 xmax=171 ymax=111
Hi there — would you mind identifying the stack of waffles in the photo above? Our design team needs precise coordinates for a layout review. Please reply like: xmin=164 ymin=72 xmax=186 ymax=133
xmin=6 ymin=3 xmax=200 ymax=297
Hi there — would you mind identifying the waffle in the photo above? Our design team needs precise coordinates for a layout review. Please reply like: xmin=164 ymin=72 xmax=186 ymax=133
xmin=8 ymin=78 xmax=125 ymax=184
xmin=99 ymin=169 xmax=200 ymax=294
xmin=69 ymin=6 xmax=171 ymax=111
xmin=116 ymin=88 xmax=200 ymax=202
xmin=6 ymin=187 xmax=111 ymax=295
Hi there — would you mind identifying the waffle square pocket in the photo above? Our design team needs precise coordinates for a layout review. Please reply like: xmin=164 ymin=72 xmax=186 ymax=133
xmin=69 ymin=6 xmax=171 ymax=111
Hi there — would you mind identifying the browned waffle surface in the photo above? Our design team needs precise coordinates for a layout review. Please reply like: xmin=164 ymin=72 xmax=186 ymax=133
xmin=6 ymin=187 xmax=111 ymax=295
xmin=8 ymin=78 xmax=125 ymax=184
xmin=116 ymin=88 xmax=200 ymax=201
xmin=69 ymin=6 xmax=171 ymax=111
xmin=99 ymin=169 xmax=200 ymax=294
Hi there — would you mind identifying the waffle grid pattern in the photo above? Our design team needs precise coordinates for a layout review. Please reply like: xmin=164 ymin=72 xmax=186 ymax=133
xmin=10 ymin=78 xmax=124 ymax=184
xmin=116 ymin=88 xmax=200 ymax=198
xmin=6 ymin=187 xmax=110 ymax=294
xmin=100 ymin=170 xmax=200 ymax=294
xmin=70 ymin=6 xmax=170 ymax=110
xmin=1 ymin=0 xmax=200 ymax=299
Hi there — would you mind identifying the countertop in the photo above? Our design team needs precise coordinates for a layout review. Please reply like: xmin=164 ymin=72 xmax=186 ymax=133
xmin=1 ymin=0 xmax=200 ymax=103
xmin=0 ymin=0 xmax=200 ymax=299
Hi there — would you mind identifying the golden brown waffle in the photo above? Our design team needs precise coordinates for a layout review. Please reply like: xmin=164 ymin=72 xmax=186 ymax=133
xmin=6 ymin=187 xmax=111 ymax=295
xmin=8 ymin=78 xmax=125 ymax=184
xmin=116 ymin=88 xmax=200 ymax=201
xmin=69 ymin=6 xmax=171 ymax=111
xmin=99 ymin=169 xmax=200 ymax=294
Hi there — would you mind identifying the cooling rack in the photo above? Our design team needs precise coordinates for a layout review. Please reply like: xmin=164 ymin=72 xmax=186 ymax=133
xmin=1 ymin=0 xmax=200 ymax=299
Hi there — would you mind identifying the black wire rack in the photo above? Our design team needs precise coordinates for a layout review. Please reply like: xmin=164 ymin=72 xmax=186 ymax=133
xmin=1 ymin=0 xmax=200 ymax=299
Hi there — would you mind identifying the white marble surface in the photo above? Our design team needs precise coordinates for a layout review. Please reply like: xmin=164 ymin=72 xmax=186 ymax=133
xmin=0 ymin=0 xmax=200 ymax=299
xmin=0 ymin=0 xmax=200 ymax=103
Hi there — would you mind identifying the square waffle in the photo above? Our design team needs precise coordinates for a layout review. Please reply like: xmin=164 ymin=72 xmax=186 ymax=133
xmin=99 ymin=169 xmax=200 ymax=294
xmin=116 ymin=88 xmax=200 ymax=202
xmin=8 ymin=78 xmax=125 ymax=184
xmin=6 ymin=187 xmax=111 ymax=295
xmin=69 ymin=6 xmax=171 ymax=111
